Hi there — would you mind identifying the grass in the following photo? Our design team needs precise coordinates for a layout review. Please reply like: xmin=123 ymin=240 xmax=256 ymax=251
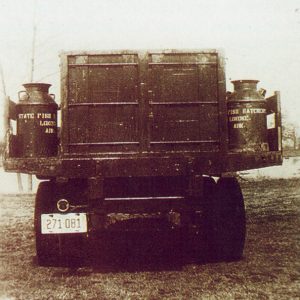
xmin=0 ymin=179 xmax=299 ymax=299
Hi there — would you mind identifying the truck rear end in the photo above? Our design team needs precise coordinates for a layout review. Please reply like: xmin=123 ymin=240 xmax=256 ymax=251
xmin=3 ymin=49 xmax=282 ymax=265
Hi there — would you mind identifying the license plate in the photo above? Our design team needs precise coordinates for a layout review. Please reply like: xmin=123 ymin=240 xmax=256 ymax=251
xmin=41 ymin=213 xmax=87 ymax=234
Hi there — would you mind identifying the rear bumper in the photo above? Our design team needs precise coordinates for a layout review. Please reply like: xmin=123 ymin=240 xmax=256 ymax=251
xmin=3 ymin=151 xmax=282 ymax=178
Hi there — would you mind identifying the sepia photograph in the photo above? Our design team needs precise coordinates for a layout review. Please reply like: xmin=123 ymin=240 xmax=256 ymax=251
xmin=0 ymin=0 xmax=299 ymax=299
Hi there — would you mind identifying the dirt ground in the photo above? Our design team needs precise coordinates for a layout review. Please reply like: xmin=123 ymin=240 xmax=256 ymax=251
xmin=0 ymin=178 xmax=299 ymax=300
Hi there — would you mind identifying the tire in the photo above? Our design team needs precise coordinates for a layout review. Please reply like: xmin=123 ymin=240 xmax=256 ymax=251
xmin=34 ymin=181 xmax=87 ymax=266
xmin=203 ymin=176 xmax=217 ymax=197
xmin=189 ymin=176 xmax=217 ymax=262
xmin=34 ymin=181 xmax=61 ymax=266
xmin=209 ymin=177 xmax=246 ymax=261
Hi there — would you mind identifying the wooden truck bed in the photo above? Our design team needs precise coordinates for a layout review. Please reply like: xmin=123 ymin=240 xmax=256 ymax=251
xmin=4 ymin=49 xmax=282 ymax=177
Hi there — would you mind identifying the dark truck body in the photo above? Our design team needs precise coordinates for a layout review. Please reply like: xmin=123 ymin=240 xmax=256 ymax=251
xmin=3 ymin=49 xmax=282 ymax=264
xmin=4 ymin=49 xmax=282 ymax=178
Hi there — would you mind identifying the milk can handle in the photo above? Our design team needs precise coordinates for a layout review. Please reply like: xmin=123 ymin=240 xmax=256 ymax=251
xmin=18 ymin=91 xmax=29 ymax=101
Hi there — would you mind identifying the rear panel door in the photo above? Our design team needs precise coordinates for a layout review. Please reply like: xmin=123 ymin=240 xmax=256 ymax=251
xmin=66 ymin=53 xmax=140 ymax=154
xmin=63 ymin=51 xmax=223 ymax=155
xmin=147 ymin=52 xmax=220 ymax=152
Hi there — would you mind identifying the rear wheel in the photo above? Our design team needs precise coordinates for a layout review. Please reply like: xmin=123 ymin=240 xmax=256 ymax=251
xmin=34 ymin=181 xmax=60 ymax=266
xmin=188 ymin=176 xmax=217 ymax=261
xmin=34 ymin=181 xmax=87 ymax=266
xmin=209 ymin=177 xmax=246 ymax=261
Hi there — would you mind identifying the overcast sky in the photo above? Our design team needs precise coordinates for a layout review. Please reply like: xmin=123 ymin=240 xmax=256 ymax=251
xmin=0 ymin=0 xmax=299 ymax=133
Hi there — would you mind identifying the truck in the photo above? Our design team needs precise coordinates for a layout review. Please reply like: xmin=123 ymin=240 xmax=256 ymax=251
xmin=3 ymin=49 xmax=282 ymax=266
